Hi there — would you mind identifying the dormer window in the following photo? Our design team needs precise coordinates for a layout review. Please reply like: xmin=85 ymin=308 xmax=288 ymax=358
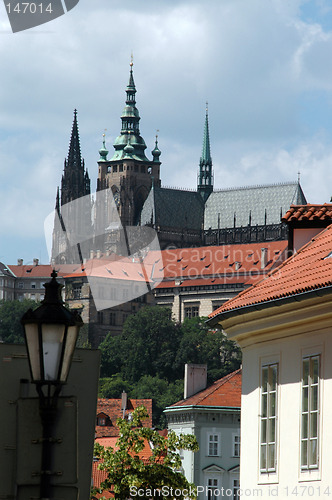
xmin=97 ymin=416 xmax=106 ymax=426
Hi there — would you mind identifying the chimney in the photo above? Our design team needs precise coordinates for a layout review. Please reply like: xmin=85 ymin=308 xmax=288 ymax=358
xmin=121 ymin=391 xmax=127 ymax=418
xmin=261 ymin=248 xmax=268 ymax=269
xmin=90 ymin=250 xmax=95 ymax=260
xmin=96 ymin=250 xmax=101 ymax=259
xmin=17 ymin=259 xmax=23 ymax=266
xmin=235 ymin=261 xmax=241 ymax=271
xmin=33 ymin=258 xmax=39 ymax=266
xmin=184 ymin=364 xmax=207 ymax=399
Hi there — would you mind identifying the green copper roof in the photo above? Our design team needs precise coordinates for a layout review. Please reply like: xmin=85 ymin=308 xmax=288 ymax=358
xmin=201 ymin=105 xmax=212 ymax=165
xmin=152 ymin=135 xmax=161 ymax=162
xmin=198 ymin=105 xmax=213 ymax=201
xmin=99 ymin=133 xmax=109 ymax=161
xmin=111 ymin=62 xmax=149 ymax=162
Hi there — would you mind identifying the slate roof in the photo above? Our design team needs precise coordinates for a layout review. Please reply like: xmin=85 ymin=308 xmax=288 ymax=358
xmin=140 ymin=182 xmax=306 ymax=233
xmin=282 ymin=203 xmax=332 ymax=223
xmin=209 ymin=224 xmax=332 ymax=320
xmin=96 ymin=398 xmax=152 ymax=438
xmin=140 ymin=186 xmax=204 ymax=230
xmin=167 ymin=369 xmax=241 ymax=409
xmin=205 ymin=182 xmax=306 ymax=230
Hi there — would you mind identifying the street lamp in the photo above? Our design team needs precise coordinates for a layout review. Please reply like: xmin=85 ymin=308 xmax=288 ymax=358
xmin=21 ymin=270 xmax=83 ymax=499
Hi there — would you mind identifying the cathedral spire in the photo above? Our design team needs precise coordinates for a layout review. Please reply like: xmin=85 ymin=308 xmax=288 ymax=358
xmin=197 ymin=103 xmax=213 ymax=202
xmin=67 ymin=109 xmax=82 ymax=169
xmin=111 ymin=60 xmax=149 ymax=162
xmin=61 ymin=109 xmax=90 ymax=206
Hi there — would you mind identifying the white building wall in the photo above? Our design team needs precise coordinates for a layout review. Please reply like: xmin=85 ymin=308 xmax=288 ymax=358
xmin=240 ymin=325 xmax=332 ymax=499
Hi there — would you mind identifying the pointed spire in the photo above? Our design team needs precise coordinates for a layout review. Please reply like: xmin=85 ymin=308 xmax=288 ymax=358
xmin=197 ymin=103 xmax=213 ymax=202
xmin=201 ymin=103 xmax=212 ymax=165
xmin=67 ymin=109 xmax=82 ymax=169
xmin=152 ymin=131 xmax=161 ymax=163
xmin=111 ymin=60 xmax=149 ymax=162
xmin=99 ymin=131 xmax=109 ymax=161
xmin=55 ymin=186 xmax=60 ymax=212
xmin=61 ymin=109 xmax=90 ymax=206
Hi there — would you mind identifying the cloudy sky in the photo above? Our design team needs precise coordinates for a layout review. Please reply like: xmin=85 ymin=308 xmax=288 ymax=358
xmin=1 ymin=0 xmax=332 ymax=264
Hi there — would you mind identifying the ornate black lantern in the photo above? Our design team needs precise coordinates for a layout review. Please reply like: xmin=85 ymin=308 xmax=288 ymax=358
xmin=21 ymin=270 xmax=83 ymax=398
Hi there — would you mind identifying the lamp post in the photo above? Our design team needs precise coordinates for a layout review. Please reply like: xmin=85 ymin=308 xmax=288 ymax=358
xmin=21 ymin=270 xmax=83 ymax=499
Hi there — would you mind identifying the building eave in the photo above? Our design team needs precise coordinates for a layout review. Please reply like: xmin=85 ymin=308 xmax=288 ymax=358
xmin=164 ymin=405 xmax=241 ymax=413
xmin=207 ymin=284 xmax=332 ymax=328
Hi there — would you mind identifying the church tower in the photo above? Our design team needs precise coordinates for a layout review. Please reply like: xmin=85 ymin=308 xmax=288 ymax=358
xmin=197 ymin=105 xmax=213 ymax=202
xmin=61 ymin=109 xmax=90 ymax=205
xmin=96 ymin=61 xmax=161 ymax=231
xmin=52 ymin=110 xmax=91 ymax=263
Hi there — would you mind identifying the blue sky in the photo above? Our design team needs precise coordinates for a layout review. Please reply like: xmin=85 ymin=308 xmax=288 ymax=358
xmin=1 ymin=0 xmax=332 ymax=264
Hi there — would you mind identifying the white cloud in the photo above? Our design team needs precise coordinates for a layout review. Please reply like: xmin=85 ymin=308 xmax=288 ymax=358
xmin=1 ymin=0 xmax=332 ymax=262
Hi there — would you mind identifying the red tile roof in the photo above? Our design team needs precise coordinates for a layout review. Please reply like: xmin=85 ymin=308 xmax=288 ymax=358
xmin=62 ymin=242 xmax=287 ymax=286
xmin=282 ymin=203 xmax=332 ymax=222
xmin=96 ymin=398 xmax=152 ymax=438
xmin=154 ymin=243 xmax=287 ymax=283
xmin=169 ymin=369 xmax=241 ymax=408
xmin=209 ymin=224 xmax=332 ymax=319
xmin=8 ymin=264 xmax=77 ymax=278
xmin=62 ymin=254 xmax=163 ymax=283
xmin=92 ymin=436 xmax=154 ymax=498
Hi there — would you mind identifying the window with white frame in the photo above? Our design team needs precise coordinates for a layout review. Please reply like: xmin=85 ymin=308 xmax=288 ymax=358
xmin=233 ymin=433 xmax=240 ymax=457
xmin=208 ymin=433 xmax=220 ymax=456
xmin=301 ymin=355 xmax=320 ymax=470
xmin=207 ymin=478 xmax=219 ymax=500
xmin=233 ymin=479 xmax=240 ymax=500
xmin=260 ymin=363 xmax=278 ymax=473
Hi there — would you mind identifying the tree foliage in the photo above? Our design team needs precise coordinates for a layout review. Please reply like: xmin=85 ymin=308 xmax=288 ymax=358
xmin=98 ymin=306 xmax=242 ymax=426
xmin=0 ymin=299 xmax=40 ymax=344
xmin=92 ymin=406 xmax=198 ymax=500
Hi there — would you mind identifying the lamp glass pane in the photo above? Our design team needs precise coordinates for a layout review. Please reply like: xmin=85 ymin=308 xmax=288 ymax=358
xmin=24 ymin=323 xmax=41 ymax=381
xmin=60 ymin=325 xmax=79 ymax=382
xmin=42 ymin=324 xmax=65 ymax=381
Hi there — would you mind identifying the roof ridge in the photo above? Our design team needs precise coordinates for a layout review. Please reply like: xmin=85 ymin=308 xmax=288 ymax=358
xmin=214 ymin=181 xmax=298 ymax=193
xmin=210 ymin=224 xmax=332 ymax=318
xmin=210 ymin=233 xmax=325 ymax=317
xmin=181 ymin=368 xmax=241 ymax=405
xmin=160 ymin=185 xmax=198 ymax=192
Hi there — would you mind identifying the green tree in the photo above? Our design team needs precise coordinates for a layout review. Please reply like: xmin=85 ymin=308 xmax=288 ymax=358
xmin=99 ymin=375 xmax=133 ymax=399
xmin=99 ymin=306 xmax=181 ymax=382
xmin=92 ymin=406 xmax=198 ymax=500
xmin=175 ymin=317 xmax=242 ymax=382
xmin=131 ymin=375 xmax=183 ymax=428
xmin=0 ymin=299 xmax=40 ymax=344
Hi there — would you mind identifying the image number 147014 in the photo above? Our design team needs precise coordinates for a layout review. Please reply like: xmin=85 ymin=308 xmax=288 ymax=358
xmin=6 ymin=2 xmax=53 ymax=13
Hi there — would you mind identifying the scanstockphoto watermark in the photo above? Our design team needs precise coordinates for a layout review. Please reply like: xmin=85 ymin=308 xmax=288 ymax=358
xmin=4 ymin=0 xmax=80 ymax=33
xmin=130 ymin=486 xmax=263 ymax=498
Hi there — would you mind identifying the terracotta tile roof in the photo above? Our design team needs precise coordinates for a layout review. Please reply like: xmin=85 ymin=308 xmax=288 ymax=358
xmin=209 ymin=224 xmax=332 ymax=319
xmin=168 ymin=369 xmax=241 ymax=408
xmin=95 ymin=398 xmax=152 ymax=438
xmin=92 ymin=437 xmax=154 ymax=498
xmin=282 ymin=203 xmax=332 ymax=223
xmin=154 ymin=242 xmax=287 ymax=283
xmin=91 ymin=460 xmax=111 ymax=498
xmin=8 ymin=264 xmax=77 ymax=278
